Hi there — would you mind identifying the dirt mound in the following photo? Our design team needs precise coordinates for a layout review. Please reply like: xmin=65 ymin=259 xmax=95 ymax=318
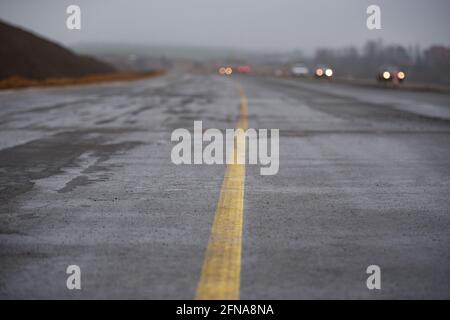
xmin=0 ymin=20 xmax=115 ymax=80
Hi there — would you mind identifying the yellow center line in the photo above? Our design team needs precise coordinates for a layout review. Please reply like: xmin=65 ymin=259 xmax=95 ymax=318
xmin=195 ymin=83 xmax=248 ymax=300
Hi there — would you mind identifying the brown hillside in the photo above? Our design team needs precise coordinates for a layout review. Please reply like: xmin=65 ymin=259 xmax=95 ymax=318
xmin=0 ymin=20 xmax=115 ymax=80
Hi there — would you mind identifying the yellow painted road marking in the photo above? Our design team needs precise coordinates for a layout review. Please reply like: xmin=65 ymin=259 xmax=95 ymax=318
xmin=195 ymin=83 xmax=248 ymax=300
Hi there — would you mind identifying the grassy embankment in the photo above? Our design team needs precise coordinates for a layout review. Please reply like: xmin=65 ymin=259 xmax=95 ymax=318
xmin=0 ymin=70 xmax=165 ymax=90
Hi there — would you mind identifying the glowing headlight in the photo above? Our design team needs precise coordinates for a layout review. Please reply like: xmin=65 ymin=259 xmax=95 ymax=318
xmin=219 ymin=67 xmax=226 ymax=75
xmin=382 ymin=71 xmax=391 ymax=80
xmin=225 ymin=67 xmax=233 ymax=75
xmin=397 ymin=71 xmax=405 ymax=80
xmin=315 ymin=68 xmax=324 ymax=77
xmin=325 ymin=68 xmax=333 ymax=77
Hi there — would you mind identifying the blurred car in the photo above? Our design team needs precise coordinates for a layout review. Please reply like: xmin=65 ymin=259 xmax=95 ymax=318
xmin=274 ymin=69 xmax=285 ymax=77
xmin=291 ymin=64 xmax=309 ymax=77
xmin=377 ymin=65 xmax=406 ymax=84
xmin=314 ymin=65 xmax=334 ymax=79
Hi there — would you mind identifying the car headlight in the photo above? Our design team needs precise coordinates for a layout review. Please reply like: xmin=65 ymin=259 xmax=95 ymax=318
xmin=397 ymin=71 xmax=405 ymax=80
xmin=325 ymin=68 xmax=333 ymax=77
xmin=382 ymin=71 xmax=391 ymax=80
xmin=315 ymin=68 xmax=324 ymax=77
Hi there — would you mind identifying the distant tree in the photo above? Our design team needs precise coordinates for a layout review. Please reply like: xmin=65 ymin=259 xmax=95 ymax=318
xmin=306 ymin=40 xmax=450 ymax=84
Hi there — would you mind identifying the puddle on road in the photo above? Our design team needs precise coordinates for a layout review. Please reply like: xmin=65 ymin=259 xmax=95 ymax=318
xmin=0 ymin=131 xmax=142 ymax=203
xmin=32 ymin=151 xmax=99 ymax=193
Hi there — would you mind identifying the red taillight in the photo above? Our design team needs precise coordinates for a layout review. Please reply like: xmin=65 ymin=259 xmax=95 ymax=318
xmin=237 ymin=66 xmax=251 ymax=73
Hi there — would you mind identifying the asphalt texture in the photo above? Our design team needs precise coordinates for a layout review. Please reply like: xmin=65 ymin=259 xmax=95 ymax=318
xmin=1 ymin=73 xmax=450 ymax=299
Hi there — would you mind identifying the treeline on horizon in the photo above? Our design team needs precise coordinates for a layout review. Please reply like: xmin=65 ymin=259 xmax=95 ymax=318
xmin=309 ymin=40 xmax=450 ymax=85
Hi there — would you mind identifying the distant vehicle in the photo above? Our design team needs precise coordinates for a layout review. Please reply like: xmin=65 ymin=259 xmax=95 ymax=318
xmin=314 ymin=65 xmax=333 ymax=79
xmin=237 ymin=65 xmax=251 ymax=73
xmin=273 ymin=68 xmax=284 ymax=77
xmin=291 ymin=64 xmax=309 ymax=77
xmin=377 ymin=65 xmax=406 ymax=84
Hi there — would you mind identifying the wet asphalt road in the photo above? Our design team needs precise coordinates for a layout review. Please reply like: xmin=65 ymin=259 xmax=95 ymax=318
xmin=1 ymin=73 xmax=450 ymax=299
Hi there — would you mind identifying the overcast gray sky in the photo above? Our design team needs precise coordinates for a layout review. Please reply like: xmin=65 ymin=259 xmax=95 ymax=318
xmin=1 ymin=0 xmax=449 ymax=53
